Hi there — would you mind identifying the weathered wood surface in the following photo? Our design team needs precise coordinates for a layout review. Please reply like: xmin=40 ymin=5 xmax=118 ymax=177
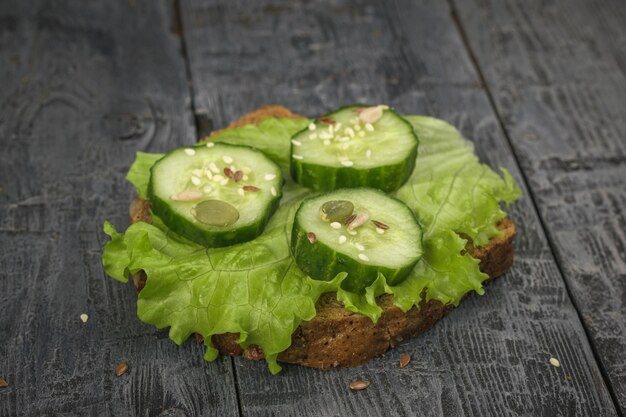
xmin=452 ymin=0 xmax=626 ymax=413
xmin=0 ymin=1 xmax=240 ymax=416
xmin=180 ymin=0 xmax=619 ymax=416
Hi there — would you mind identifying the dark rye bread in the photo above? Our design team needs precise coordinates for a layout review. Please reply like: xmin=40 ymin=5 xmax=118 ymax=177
xmin=129 ymin=105 xmax=517 ymax=369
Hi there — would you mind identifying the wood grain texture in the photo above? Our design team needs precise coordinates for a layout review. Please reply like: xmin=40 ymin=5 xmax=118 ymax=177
xmin=0 ymin=1 xmax=239 ymax=416
xmin=451 ymin=0 xmax=626 ymax=412
xmin=179 ymin=0 xmax=618 ymax=415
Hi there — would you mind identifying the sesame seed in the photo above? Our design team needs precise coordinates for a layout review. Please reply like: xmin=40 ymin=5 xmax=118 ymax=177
xmin=271 ymin=186 xmax=277 ymax=196
xmin=264 ymin=173 xmax=276 ymax=181
xmin=309 ymin=133 xmax=318 ymax=140
xmin=222 ymin=155 xmax=233 ymax=164
xmin=341 ymin=160 xmax=354 ymax=167
xmin=192 ymin=169 xmax=203 ymax=177
xmin=358 ymin=131 xmax=365 ymax=137
xmin=80 ymin=313 xmax=89 ymax=323
xmin=212 ymin=174 xmax=224 ymax=182
xmin=330 ymin=222 xmax=341 ymax=229
xmin=338 ymin=235 xmax=347 ymax=244
xmin=358 ymin=253 xmax=370 ymax=262
xmin=291 ymin=139 xmax=302 ymax=146
xmin=308 ymin=123 xmax=316 ymax=130
xmin=205 ymin=142 xmax=215 ymax=148
xmin=191 ymin=176 xmax=201 ymax=186
xmin=355 ymin=243 xmax=365 ymax=251
xmin=323 ymin=140 xmax=331 ymax=145
xmin=549 ymin=357 xmax=561 ymax=367
xmin=293 ymin=154 xmax=304 ymax=160
xmin=238 ymin=188 xmax=245 ymax=196
xmin=220 ymin=179 xmax=228 ymax=185
xmin=376 ymin=227 xmax=385 ymax=234
xmin=184 ymin=148 xmax=195 ymax=156
xmin=209 ymin=162 xmax=219 ymax=173
xmin=203 ymin=186 xmax=213 ymax=193
xmin=365 ymin=123 xmax=374 ymax=131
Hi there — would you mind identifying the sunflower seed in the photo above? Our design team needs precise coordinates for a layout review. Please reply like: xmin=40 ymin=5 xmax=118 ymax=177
xmin=348 ymin=213 xmax=370 ymax=230
xmin=170 ymin=190 xmax=203 ymax=201
xmin=359 ymin=106 xmax=383 ymax=124
xmin=307 ymin=232 xmax=317 ymax=244
xmin=192 ymin=200 xmax=239 ymax=226
xmin=349 ymin=380 xmax=370 ymax=391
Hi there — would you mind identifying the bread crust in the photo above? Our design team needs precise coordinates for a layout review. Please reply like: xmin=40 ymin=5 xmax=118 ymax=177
xmin=129 ymin=105 xmax=517 ymax=369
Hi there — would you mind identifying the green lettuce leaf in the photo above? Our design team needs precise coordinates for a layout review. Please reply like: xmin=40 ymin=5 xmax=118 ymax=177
xmin=102 ymin=114 xmax=520 ymax=373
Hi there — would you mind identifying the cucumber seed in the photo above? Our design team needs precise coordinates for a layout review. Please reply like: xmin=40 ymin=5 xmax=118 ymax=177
xmin=338 ymin=235 xmax=347 ymax=244
xmin=264 ymin=173 xmax=276 ymax=181
xmin=365 ymin=123 xmax=374 ymax=131
xmin=330 ymin=222 xmax=342 ymax=229
xmin=291 ymin=139 xmax=302 ymax=146
xmin=222 ymin=155 xmax=233 ymax=164
xmin=209 ymin=162 xmax=220 ymax=173
xmin=376 ymin=227 xmax=385 ymax=234
xmin=184 ymin=148 xmax=195 ymax=156
xmin=271 ymin=186 xmax=277 ymax=196
xmin=355 ymin=243 xmax=365 ymax=251
xmin=358 ymin=253 xmax=370 ymax=262
xmin=308 ymin=123 xmax=316 ymax=131
xmin=205 ymin=142 xmax=215 ymax=147
xmin=293 ymin=154 xmax=304 ymax=160
xmin=191 ymin=176 xmax=201 ymax=186
xmin=341 ymin=160 xmax=354 ymax=167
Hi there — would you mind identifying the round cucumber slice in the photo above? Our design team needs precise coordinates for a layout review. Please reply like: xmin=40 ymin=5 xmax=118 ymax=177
xmin=290 ymin=105 xmax=418 ymax=192
xmin=291 ymin=188 xmax=423 ymax=293
xmin=148 ymin=142 xmax=282 ymax=247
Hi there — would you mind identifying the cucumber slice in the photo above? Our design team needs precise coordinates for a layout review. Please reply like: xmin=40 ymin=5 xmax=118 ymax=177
xmin=291 ymin=188 xmax=423 ymax=293
xmin=290 ymin=105 xmax=418 ymax=192
xmin=148 ymin=143 xmax=283 ymax=247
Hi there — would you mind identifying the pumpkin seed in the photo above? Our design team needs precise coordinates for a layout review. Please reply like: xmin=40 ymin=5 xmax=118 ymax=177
xmin=192 ymin=200 xmax=239 ymax=226
xmin=320 ymin=200 xmax=354 ymax=223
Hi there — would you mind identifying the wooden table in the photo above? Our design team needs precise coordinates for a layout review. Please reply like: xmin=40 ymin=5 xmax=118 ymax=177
xmin=1 ymin=1 xmax=624 ymax=416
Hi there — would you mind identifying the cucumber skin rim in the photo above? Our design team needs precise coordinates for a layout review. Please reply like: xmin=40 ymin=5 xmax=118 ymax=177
xmin=290 ymin=187 xmax=424 ymax=294
xmin=289 ymin=104 xmax=419 ymax=193
xmin=148 ymin=142 xmax=284 ymax=248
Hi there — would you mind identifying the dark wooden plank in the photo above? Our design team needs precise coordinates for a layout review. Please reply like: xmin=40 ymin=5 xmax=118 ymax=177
xmin=451 ymin=0 xmax=626 ymax=412
xmin=0 ymin=1 xmax=239 ymax=416
xmin=179 ymin=0 xmax=618 ymax=415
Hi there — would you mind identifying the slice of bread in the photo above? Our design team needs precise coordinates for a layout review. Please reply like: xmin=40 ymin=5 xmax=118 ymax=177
xmin=130 ymin=106 xmax=516 ymax=369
